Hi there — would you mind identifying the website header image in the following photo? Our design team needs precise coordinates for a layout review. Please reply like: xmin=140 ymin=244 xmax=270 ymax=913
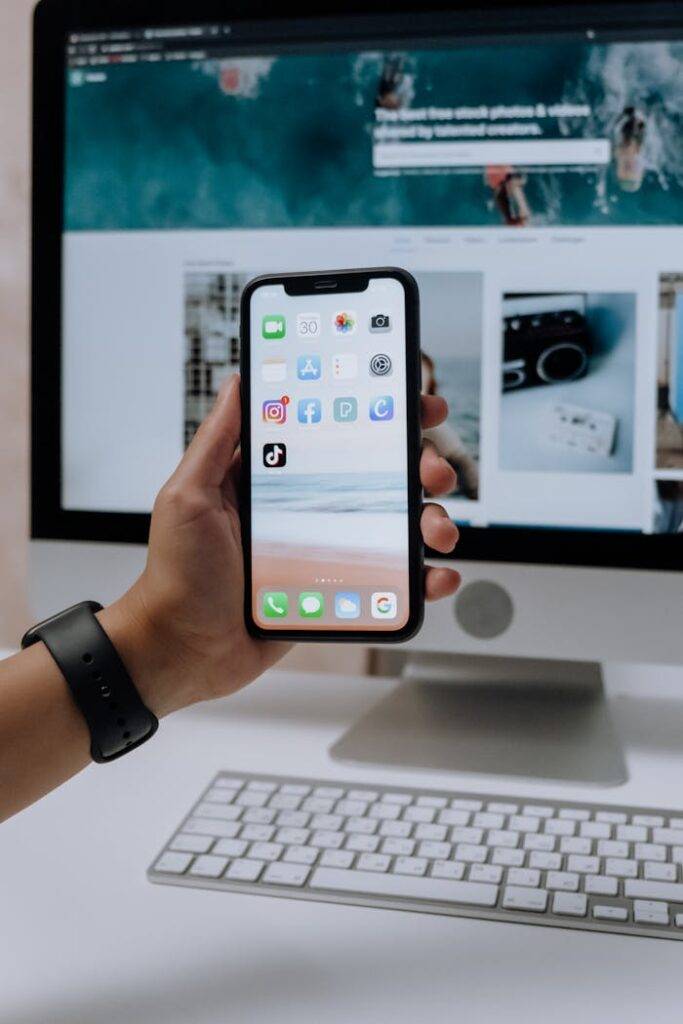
xmin=656 ymin=272 xmax=683 ymax=475
xmin=499 ymin=291 xmax=636 ymax=475
xmin=65 ymin=38 xmax=683 ymax=232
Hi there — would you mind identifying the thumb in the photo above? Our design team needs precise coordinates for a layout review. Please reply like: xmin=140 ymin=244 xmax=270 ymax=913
xmin=175 ymin=374 xmax=242 ymax=489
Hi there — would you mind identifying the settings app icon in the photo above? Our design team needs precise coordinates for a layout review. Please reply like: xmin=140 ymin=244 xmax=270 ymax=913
xmin=370 ymin=353 xmax=392 ymax=377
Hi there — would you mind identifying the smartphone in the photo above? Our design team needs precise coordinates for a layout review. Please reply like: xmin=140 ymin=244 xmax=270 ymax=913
xmin=240 ymin=268 xmax=423 ymax=642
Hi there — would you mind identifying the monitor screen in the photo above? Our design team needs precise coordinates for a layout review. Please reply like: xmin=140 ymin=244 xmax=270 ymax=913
xmin=45 ymin=4 xmax=683 ymax=564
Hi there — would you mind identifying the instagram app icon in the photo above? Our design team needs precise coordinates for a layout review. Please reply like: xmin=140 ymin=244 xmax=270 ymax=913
xmin=262 ymin=396 xmax=289 ymax=424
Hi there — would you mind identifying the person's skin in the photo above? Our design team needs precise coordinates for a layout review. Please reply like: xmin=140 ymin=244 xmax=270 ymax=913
xmin=0 ymin=375 xmax=460 ymax=823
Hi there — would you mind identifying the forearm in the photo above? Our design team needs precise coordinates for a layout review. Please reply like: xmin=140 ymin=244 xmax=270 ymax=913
xmin=0 ymin=593 xmax=191 ymax=823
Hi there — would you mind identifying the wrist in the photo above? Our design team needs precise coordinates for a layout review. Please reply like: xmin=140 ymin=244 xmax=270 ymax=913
xmin=98 ymin=588 xmax=201 ymax=719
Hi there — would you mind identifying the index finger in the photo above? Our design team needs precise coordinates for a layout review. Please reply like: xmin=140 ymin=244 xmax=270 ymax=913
xmin=421 ymin=394 xmax=448 ymax=431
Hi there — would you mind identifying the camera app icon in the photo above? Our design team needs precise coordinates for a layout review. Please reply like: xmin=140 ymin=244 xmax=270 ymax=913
xmin=262 ymin=397 xmax=289 ymax=424
xmin=370 ymin=313 xmax=391 ymax=332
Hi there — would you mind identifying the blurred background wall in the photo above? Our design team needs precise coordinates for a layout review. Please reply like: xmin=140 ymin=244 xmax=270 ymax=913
xmin=0 ymin=1 xmax=33 ymax=645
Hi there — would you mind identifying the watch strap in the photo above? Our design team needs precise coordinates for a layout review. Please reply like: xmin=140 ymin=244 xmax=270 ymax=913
xmin=22 ymin=601 xmax=158 ymax=763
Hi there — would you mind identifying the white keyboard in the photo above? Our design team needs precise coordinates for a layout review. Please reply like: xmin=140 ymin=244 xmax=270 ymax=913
xmin=148 ymin=772 xmax=683 ymax=940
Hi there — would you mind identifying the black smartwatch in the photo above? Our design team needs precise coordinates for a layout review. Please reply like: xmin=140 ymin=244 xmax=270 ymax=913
xmin=22 ymin=601 xmax=158 ymax=763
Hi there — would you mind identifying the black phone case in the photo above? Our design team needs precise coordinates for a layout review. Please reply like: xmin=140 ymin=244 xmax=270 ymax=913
xmin=239 ymin=267 xmax=424 ymax=643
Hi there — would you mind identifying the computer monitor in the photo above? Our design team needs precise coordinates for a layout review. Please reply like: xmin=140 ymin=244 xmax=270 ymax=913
xmin=31 ymin=0 xmax=683 ymax=782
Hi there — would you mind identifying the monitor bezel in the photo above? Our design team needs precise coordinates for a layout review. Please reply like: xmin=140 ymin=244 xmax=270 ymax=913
xmin=32 ymin=0 xmax=683 ymax=570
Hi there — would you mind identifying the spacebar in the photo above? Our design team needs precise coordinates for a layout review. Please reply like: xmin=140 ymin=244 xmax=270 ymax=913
xmin=309 ymin=868 xmax=498 ymax=906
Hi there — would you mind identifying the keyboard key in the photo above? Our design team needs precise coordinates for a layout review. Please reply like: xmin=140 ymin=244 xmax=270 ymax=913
xmin=404 ymin=806 xmax=436 ymax=824
xmin=438 ymin=809 xmax=470 ymax=827
xmin=529 ymin=851 xmax=562 ymax=871
xmin=240 ymin=825 xmax=275 ymax=842
xmin=418 ymin=841 xmax=451 ymax=860
xmin=509 ymin=816 xmax=539 ymax=834
xmin=632 ymin=815 xmax=664 ymax=828
xmin=236 ymin=791 xmax=269 ymax=808
xmin=216 ymin=776 xmax=244 ymax=789
xmin=414 ymin=823 xmax=448 ymax=842
xmin=580 ymin=822 xmax=611 ymax=840
xmin=450 ymin=799 xmax=483 ymax=811
xmin=451 ymin=826 xmax=483 ymax=845
xmin=280 ymin=783 xmax=310 ymax=796
xmin=454 ymin=844 xmax=488 ymax=864
xmin=473 ymin=812 xmax=505 ymax=829
xmin=566 ymin=855 xmax=600 ymax=875
xmin=283 ymin=846 xmax=319 ymax=866
xmin=502 ymin=886 xmax=548 ymax=913
xmin=189 ymin=855 xmax=228 ymax=878
xmin=595 ymin=811 xmax=627 ymax=824
xmin=593 ymin=904 xmax=628 ymax=921
xmin=487 ymin=830 xmax=518 ymax=849
xmin=213 ymin=838 xmax=248 ymax=857
xmin=183 ymin=818 xmax=241 ymax=838
xmin=276 ymin=811 xmax=310 ymax=828
xmin=194 ymin=803 xmax=241 ymax=820
xmin=204 ymin=789 xmax=236 ymax=804
xmin=616 ymin=825 xmax=647 ymax=842
xmin=226 ymin=858 xmax=264 ymax=882
xmin=559 ymin=809 xmax=590 ymax=821
xmin=311 ymin=867 xmax=498 ymax=906
xmin=356 ymin=853 xmax=391 ymax=873
xmin=242 ymin=807 xmax=277 ymax=825
xmin=546 ymin=871 xmax=579 ymax=892
xmin=432 ymin=860 xmax=465 ymax=880
xmin=268 ymin=794 xmax=303 ymax=811
xmin=310 ymin=831 xmax=345 ymax=850
xmin=313 ymin=786 xmax=345 ymax=799
xmin=522 ymin=805 xmax=554 ymax=818
xmin=507 ymin=868 xmax=540 ymax=888
xmin=597 ymin=840 xmax=628 ymax=858
xmin=635 ymin=843 xmax=666 ymax=862
xmin=263 ymin=862 xmax=311 ymax=887
xmin=624 ymin=880 xmax=683 ymax=902
xmin=346 ymin=834 xmax=380 ymax=853
xmin=336 ymin=800 xmax=368 ymax=816
xmin=524 ymin=833 xmax=555 ymax=852
xmin=153 ymin=852 xmax=192 ymax=874
xmin=605 ymin=858 xmax=638 ymax=878
xmin=247 ymin=842 xmax=282 ymax=861
xmin=584 ymin=874 xmax=618 ymax=897
xmin=275 ymin=828 xmax=310 ymax=846
xmin=417 ymin=796 xmax=448 ymax=809
xmin=675 ymin=913 xmax=683 ymax=928
xmin=369 ymin=803 xmax=401 ymax=821
xmin=381 ymin=792 xmax=412 ymax=806
xmin=302 ymin=797 xmax=336 ymax=814
xmin=653 ymin=828 xmax=683 ymax=846
xmin=492 ymin=848 xmax=525 ymax=867
xmin=561 ymin=837 xmax=592 ymax=855
xmin=320 ymin=849 xmax=355 ymax=869
xmin=644 ymin=862 xmax=677 ymax=882
xmin=378 ymin=820 xmax=412 ymax=838
xmin=170 ymin=834 xmax=213 ymax=854
xmin=381 ymin=837 xmax=415 ymax=857
xmin=552 ymin=892 xmax=587 ymax=917
xmin=487 ymin=802 xmax=518 ymax=815
xmin=633 ymin=900 xmax=669 ymax=926
xmin=469 ymin=863 xmax=503 ymax=884
xmin=545 ymin=819 xmax=575 ymax=837
xmin=347 ymin=790 xmax=378 ymax=802
xmin=310 ymin=814 xmax=343 ymax=831
xmin=394 ymin=856 xmax=428 ymax=876
xmin=345 ymin=817 xmax=377 ymax=835
xmin=247 ymin=780 xmax=278 ymax=793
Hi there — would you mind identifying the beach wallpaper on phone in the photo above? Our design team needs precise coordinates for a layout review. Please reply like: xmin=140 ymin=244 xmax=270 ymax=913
xmin=249 ymin=278 xmax=411 ymax=631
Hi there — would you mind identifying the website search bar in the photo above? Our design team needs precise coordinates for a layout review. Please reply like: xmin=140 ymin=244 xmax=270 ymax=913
xmin=373 ymin=139 xmax=611 ymax=170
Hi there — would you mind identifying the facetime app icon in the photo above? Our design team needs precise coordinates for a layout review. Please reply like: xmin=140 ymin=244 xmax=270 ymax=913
xmin=262 ymin=315 xmax=286 ymax=340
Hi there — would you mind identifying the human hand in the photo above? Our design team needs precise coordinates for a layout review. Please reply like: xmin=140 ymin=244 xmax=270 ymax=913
xmin=101 ymin=376 xmax=460 ymax=717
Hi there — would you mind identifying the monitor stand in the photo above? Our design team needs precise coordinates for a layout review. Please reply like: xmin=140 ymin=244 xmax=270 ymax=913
xmin=330 ymin=653 xmax=627 ymax=786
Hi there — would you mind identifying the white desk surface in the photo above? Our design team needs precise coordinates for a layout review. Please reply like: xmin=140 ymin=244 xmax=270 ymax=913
xmin=3 ymin=661 xmax=683 ymax=1024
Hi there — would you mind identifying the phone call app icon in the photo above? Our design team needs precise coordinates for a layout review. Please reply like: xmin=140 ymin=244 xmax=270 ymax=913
xmin=263 ymin=443 xmax=287 ymax=468
xmin=263 ymin=592 xmax=288 ymax=618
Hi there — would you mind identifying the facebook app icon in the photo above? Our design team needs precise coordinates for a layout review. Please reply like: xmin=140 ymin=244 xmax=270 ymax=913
xmin=298 ymin=398 xmax=322 ymax=425
xmin=369 ymin=396 xmax=394 ymax=421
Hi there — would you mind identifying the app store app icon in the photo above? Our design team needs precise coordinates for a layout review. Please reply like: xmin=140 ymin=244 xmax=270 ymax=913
xmin=333 ymin=397 xmax=358 ymax=423
xmin=297 ymin=354 xmax=321 ymax=381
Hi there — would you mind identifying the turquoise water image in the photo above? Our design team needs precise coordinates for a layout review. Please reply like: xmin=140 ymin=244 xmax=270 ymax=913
xmin=65 ymin=39 xmax=683 ymax=231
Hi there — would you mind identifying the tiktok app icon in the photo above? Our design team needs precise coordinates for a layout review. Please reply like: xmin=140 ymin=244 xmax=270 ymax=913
xmin=263 ymin=443 xmax=287 ymax=469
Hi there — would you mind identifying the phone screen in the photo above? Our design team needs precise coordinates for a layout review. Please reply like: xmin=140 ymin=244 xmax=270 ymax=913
xmin=244 ymin=272 xmax=419 ymax=636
